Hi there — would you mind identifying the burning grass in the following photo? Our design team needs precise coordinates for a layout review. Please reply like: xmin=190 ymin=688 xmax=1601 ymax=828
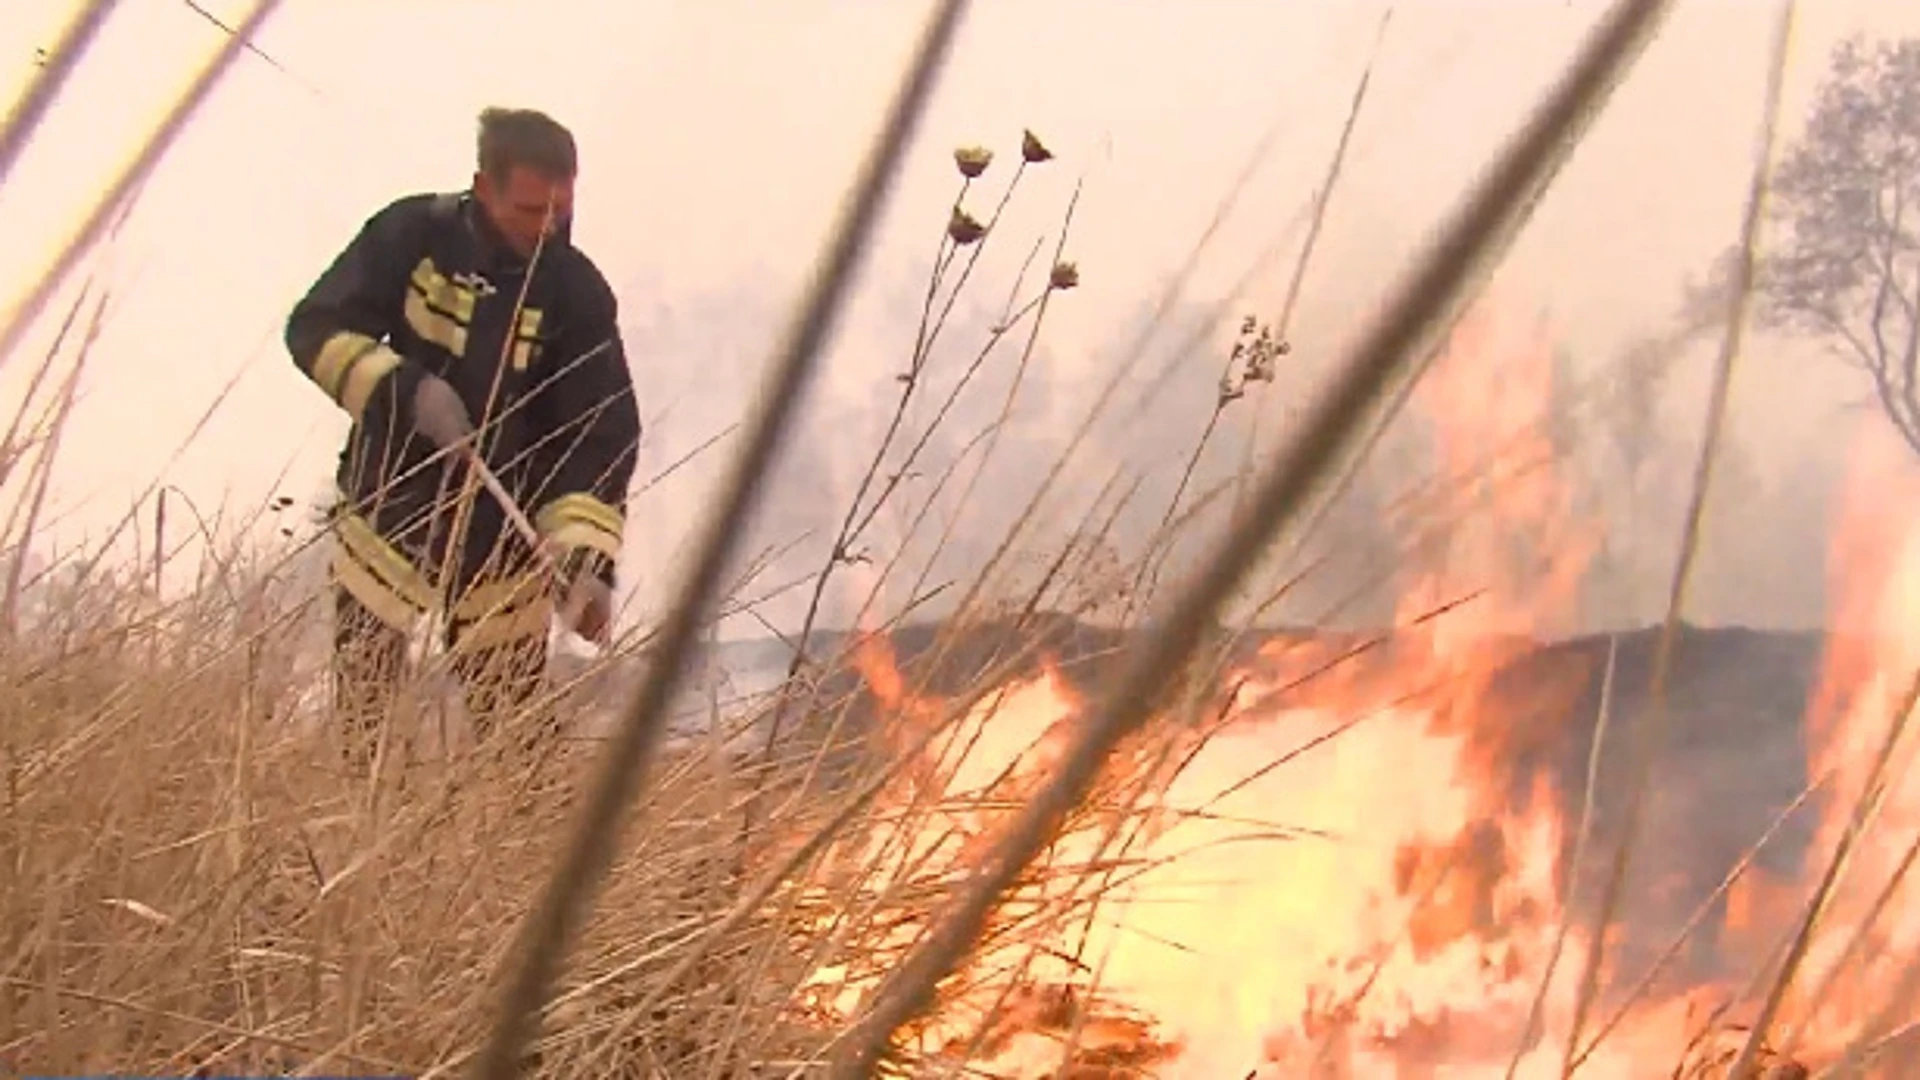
xmin=775 ymin=310 xmax=1920 ymax=1079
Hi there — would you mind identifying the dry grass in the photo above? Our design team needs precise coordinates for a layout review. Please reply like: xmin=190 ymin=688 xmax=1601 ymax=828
xmin=0 ymin=563 xmax=816 ymax=1075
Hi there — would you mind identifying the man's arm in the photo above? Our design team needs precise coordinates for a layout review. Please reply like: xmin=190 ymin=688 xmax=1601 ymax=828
xmin=284 ymin=196 xmax=435 ymax=430
xmin=533 ymin=261 xmax=642 ymax=589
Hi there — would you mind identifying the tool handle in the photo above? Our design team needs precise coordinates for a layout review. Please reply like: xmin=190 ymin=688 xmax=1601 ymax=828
xmin=459 ymin=445 xmax=559 ymax=577
xmin=457 ymin=444 xmax=612 ymax=649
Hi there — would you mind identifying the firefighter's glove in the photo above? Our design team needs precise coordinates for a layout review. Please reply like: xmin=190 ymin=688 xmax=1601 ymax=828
xmin=558 ymin=572 xmax=614 ymax=647
xmin=412 ymin=374 xmax=475 ymax=450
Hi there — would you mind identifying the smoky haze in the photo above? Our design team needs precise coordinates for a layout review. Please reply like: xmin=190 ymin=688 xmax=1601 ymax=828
xmin=601 ymin=2 xmax=1918 ymax=641
xmin=627 ymin=246 xmax=1842 ymax=641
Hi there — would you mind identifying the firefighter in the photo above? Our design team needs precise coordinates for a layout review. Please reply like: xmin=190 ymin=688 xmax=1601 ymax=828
xmin=284 ymin=106 xmax=641 ymax=773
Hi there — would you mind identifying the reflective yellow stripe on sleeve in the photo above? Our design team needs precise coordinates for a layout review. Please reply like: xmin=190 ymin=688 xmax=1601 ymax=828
xmin=534 ymin=492 xmax=623 ymax=561
xmin=311 ymin=332 xmax=403 ymax=422
xmin=446 ymin=573 xmax=552 ymax=654
xmin=330 ymin=511 xmax=435 ymax=631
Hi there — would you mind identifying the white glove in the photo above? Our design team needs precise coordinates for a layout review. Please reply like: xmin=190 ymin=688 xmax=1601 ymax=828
xmin=558 ymin=572 xmax=613 ymax=646
xmin=412 ymin=374 xmax=474 ymax=449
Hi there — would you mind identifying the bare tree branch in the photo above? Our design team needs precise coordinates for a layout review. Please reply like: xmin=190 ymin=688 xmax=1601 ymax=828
xmin=1758 ymin=35 xmax=1920 ymax=455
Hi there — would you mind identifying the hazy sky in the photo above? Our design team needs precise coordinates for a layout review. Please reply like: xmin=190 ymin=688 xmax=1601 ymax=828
xmin=4 ymin=0 xmax=1919 ymax=634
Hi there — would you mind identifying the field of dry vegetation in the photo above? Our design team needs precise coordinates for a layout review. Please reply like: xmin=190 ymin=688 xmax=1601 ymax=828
xmin=8 ymin=1 xmax=1920 ymax=1077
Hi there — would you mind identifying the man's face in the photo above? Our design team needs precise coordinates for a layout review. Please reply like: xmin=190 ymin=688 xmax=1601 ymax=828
xmin=474 ymin=164 xmax=575 ymax=257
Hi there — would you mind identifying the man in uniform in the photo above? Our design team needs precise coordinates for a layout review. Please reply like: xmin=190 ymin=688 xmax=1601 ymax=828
xmin=284 ymin=106 xmax=641 ymax=772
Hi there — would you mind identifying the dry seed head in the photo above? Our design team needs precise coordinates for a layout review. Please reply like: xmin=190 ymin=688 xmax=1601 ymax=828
xmin=953 ymin=145 xmax=994 ymax=178
xmin=947 ymin=207 xmax=986 ymax=245
xmin=1021 ymin=129 xmax=1054 ymax=163
xmin=1049 ymin=261 xmax=1080 ymax=291
xmin=1217 ymin=372 xmax=1245 ymax=406
xmin=1232 ymin=315 xmax=1290 ymax=384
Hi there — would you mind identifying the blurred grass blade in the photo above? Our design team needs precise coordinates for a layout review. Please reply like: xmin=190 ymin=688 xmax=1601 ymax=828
xmin=828 ymin=0 xmax=1679 ymax=1071
xmin=0 ymin=0 xmax=285 ymax=371
xmin=0 ymin=0 xmax=124 ymax=187
xmin=467 ymin=2 xmax=972 ymax=1077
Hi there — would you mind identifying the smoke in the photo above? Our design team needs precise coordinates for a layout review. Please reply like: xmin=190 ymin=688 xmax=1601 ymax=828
xmin=615 ymin=239 xmax=1850 ymax=642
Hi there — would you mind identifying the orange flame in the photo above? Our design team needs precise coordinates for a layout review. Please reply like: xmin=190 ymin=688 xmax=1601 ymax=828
xmin=800 ymin=302 xmax=1916 ymax=1077
xmin=1773 ymin=421 xmax=1920 ymax=1062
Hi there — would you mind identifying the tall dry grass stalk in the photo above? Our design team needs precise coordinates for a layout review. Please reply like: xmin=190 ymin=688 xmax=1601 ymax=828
xmin=1562 ymin=2 xmax=1798 ymax=1073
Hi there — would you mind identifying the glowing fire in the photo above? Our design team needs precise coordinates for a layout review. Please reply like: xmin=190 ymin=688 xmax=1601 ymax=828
xmin=1768 ymin=421 xmax=1920 ymax=1068
xmin=794 ymin=303 xmax=1920 ymax=1077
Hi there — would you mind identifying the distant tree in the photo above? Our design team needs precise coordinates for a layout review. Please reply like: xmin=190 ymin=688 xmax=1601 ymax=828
xmin=1761 ymin=36 xmax=1920 ymax=455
